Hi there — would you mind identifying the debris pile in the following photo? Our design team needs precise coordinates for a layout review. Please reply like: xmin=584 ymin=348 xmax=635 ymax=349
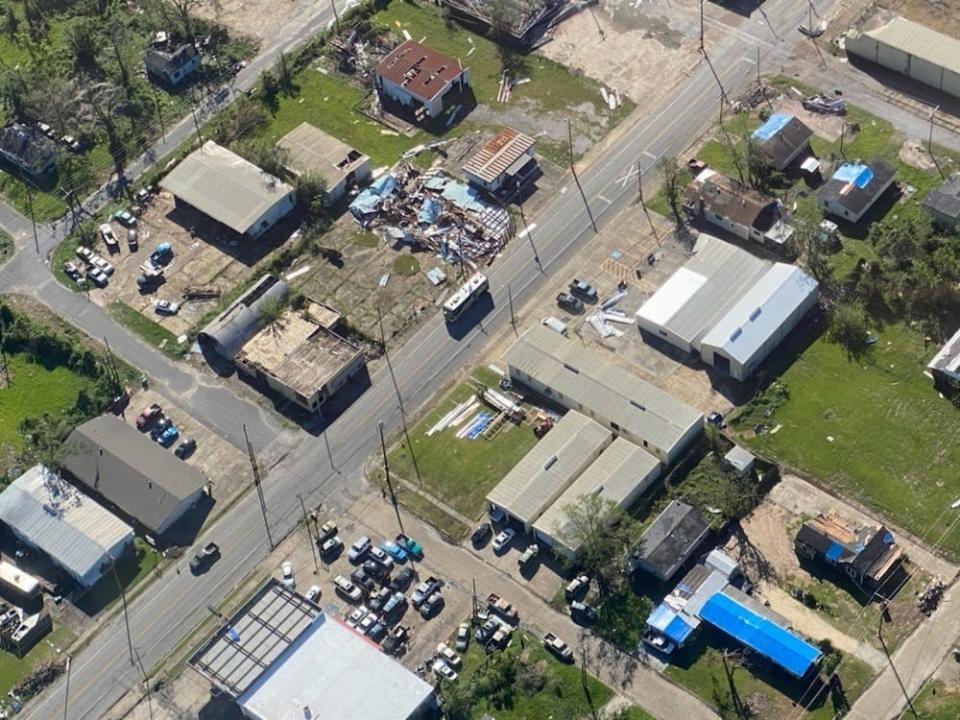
xmin=918 ymin=578 xmax=946 ymax=615
xmin=587 ymin=283 xmax=633 ymax=338
xmin=438 ymin=0 xmax=585 ymax=48
xmin=12 ymin=661 xmax=65 ymax=702
xmin=349 ymin=163 xmax=515 ymax=268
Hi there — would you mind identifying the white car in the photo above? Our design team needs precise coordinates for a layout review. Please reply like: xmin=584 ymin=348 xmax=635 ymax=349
xmin=98 ymin=223 xmax=118 ymax=247
xmin=305 ymin=585 xmax=321 ymax=603
xmin=492 ymin=529 xmax=515 ymax=554
xmin=155 ymin=299 xmax=181 ymax=315
xmin=455 ymin=623 xmax=470 ymax=651
xmin=432 ymin=658 xmax=458 ymax=682
xmin=346 ymin=606 xmax=368 ymax=628
xmin=436 ymin=642 xmax=462 ymax=669
xmin=358 ymin=613 xmax=378 ymax=634
xmin=281 ymin=561 xmax=295 ymax=589
xmin=368 ymin=546 xmax=395 ymax=570
xmin=91 ymin=255 xmax=115 ymax=275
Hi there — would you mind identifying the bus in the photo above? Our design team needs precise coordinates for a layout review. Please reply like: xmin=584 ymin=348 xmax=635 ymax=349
xmin=443 ymin=273 xmax=489 ymax=323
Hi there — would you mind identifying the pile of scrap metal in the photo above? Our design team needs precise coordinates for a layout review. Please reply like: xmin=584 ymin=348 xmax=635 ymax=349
xmin=731 ymin=84 xmax=779 ymax=112
xmin=348 ymin=163 xmax=515 ymax=268
xmin=439 ymin=0 xmax=591 ymax=48
xmin=587 ymin=288 xmax=633 ymax=338
xmin=795 ymin=87 xmax=847 ymax=114
xmin=328 ymin=23 xmax=390 ymax=76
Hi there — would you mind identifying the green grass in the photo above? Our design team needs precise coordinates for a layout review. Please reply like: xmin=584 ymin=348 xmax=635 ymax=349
xmin=0 ymin=229 xmax=13 ymax=264
xmin=392 ymin=254 xmax=420 ymax=276
xmin=108 ymin=302 xmax=187 ymax=360
xmin=0 ymin=353 xmax=94 ymax=452
xmin=665 ymin=627 xmax=875 ymax=719
xmin=351 ymin=230 xmax=380 ymax=248
xmin=394 ymin=483 xmax=470 ymax=542
xmin=388 ymin=369 xmax=539 ymax=519
xmin=0 ymin=625 xmax=75 ymax=699
xmin=74 ymin=537 xmax=162 ymax=615
xmin=914 ymin=680 xmax=960 ymax=719
xmin=454 ymin=627 xmax=613 ymax=720
xmin=734 ymin=322 xmax=960 ymax=559
xmin=620 ymin=709 xmax=657 ymax=720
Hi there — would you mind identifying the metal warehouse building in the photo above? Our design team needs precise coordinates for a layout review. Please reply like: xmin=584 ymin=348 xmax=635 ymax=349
xmin=0 ymin=465 xmax=133 ymax=587
xmin=487 ymin=411 xmax=612 ymax=530
xmin=532 ymin=437 xmax=661 ymax=557
xmin=191 ymin=579 xmax=436 ymax=720
xmin=846 ymin=17 xmax=960 ymax=100
xmin=636 ymin=235 xmax=818 ymax=381
xmin=506 ymin=325 xmax=703 ymax=464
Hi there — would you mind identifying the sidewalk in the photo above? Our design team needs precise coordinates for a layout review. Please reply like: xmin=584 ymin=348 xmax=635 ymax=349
xmin=347 ymin=492 xmax=719 ymax=720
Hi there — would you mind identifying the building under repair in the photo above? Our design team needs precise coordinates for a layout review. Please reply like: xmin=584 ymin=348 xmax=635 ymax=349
xmin=439 ymin=0 xmax=583 ymax=47
xmin=349 ymin=164 xmax=514 ymax=268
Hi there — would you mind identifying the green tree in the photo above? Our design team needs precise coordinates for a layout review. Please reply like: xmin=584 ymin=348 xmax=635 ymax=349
xmin=828 ymin=301 xmax=871 ymax=359
xmin=658 ymin=156 xmax=684 ymax=225
xmin=19 ymin=413 xmax=75 ymax=474
xmin=557 ymin=494 xmax=638 ymax=597
xmin=66 ymin=16 xmax=100 ymax=74
xmin=260 ymin=69 xmax=279 ymax=109
xmin=3 ymin=3 xmax=18 ymax=38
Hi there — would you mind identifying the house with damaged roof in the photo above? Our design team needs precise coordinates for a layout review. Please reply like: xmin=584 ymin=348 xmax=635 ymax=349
xmin=795 ymin=513 xmax=904 ymax=589
xmin=374 ymin=40 xmax=470 ymax=121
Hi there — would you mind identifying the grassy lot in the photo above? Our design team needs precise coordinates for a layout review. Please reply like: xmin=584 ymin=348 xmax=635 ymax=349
xmin=74 ymin=537 xmax=162 ymax=615
xmin=250 ymin=1 xmax=631 ymax=167
xmin=0 ymin=625 xmax=74 ymax=699
xmin=733 ymin=322 xmax=960 ymax=559
xmin=665 ymin=626 xmax=875 ymax=720
xmin=108 ymin=302 xmax=188 ymax=360
xmin=392 ymin=254 xmax=420 ymax=276
xmin=387 ymin=369 xmax=538 ymax=520
xmin=914 ymin=680 xmax=960 ymax=719
xmin=0 ymin=353 xmax=95 ymax=454
xmin=450 ymin=627 xmax=613 ymax=720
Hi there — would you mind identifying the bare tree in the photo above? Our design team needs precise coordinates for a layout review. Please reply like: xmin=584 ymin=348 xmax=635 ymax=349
xmin=171 ymin=0 xmax=202 ymax=49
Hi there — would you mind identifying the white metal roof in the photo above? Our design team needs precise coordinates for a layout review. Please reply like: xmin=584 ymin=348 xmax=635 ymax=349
xmin=699 ymin=263 xmax=818 ymax=366
xmin=928 ymin=327 xmax=960 ymax=377
xmin=860 ymin=16 xmax=960 ymax=77
xmin=533 ymin=437 xmax=660 ymax=550
xmin=486 ymin=411 xmax=611 ymax=526
xmin=0 ymin=466 xmax=132 ymax=584
xmin=160 ymin=141 xmax=294 ymax=235
xmin=635 ymin=267 xmax=707 ymax=329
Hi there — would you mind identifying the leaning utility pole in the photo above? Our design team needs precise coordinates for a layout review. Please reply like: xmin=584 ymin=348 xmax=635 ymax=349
xmin=699 ymin=0 xmax=705 ymax=53
xmin=298 ymin=493 xmax=320 ymax=574
xmin=243 ymin=424 xmax=274 ymax=550
xmin=377 ymin=306 xmax=421 ymax=485
xmin=377 ymin=421 xmax=405 ymax=534
xmin=61 ymin=655 xmax=71 ymax=720
xmin=567 ymin=118 xmax=596 ymax=233
xmin=636 ymin=160 xmax=658 ymax=241
xmin=507 ymin=283 xmax=517 ymax=336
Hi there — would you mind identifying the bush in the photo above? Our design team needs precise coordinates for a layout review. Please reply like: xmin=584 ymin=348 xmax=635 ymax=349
xmin=828 ymin=301 xmax=872 ymax=359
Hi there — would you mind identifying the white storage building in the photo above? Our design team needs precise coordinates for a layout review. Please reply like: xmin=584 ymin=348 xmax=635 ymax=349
xmin=0 ymin=465 xmax=133 ymax=587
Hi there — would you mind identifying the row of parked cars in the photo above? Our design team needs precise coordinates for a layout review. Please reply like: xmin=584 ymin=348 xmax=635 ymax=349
xmin=135 ymin=402 xmax=196 ymax=457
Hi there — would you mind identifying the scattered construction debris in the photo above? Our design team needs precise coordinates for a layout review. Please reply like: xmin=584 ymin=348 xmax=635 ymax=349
xmin=12 ymin=661 xmax=65 ymax=704
xmin=794 ymin=87 xmax=847 ymax=115
xmin=439 ymin=0 xmax=589 ymax=48
xmin=349 ymin=163 xmax=515 ymax=269
xmin=586 ymin=284 xmax=631 ymax=338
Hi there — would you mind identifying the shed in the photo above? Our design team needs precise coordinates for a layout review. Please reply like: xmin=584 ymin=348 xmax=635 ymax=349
xmin=630 ymin=500 xmax=710 ymax=581
xmin=0 ymin=466 xmax=133 ymax=587
xmin=723 ymin=446 xmax=756 ymax=476
xmin=463 ymin=127 xmax=537 ymax=193
xmin=922 ymin=174 xmax=960 ymax=230
xmin=276 ymin=122 xmax=371 ymax=204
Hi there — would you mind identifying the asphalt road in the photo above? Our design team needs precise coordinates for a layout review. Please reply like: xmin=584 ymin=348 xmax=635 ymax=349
xmin=2 ymin=0 xmax=842 ymax=717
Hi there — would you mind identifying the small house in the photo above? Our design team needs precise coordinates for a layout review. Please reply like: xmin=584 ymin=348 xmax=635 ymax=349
xmin=817 ymin=159 xmax=896 ymax=223
xmin=922 ymin=173 xmax=960 ymax=231
xmin=629 ymin=500 xmax=710 ymax=581
xmin=795 ymin=513 xmax=904 ymax=588
xmin=751 ymin=113 xmax=813 ymax=171
xmin=374 ymin=40 xmax=470 ymax=121
xmin=0 ymin=124 xmax=57 ymax=180
xmin=277 ymin=123 xmax=371 ymax=205
xmin=145 ymin=43 xmax=200 ymax=86
xmin=463 ymin=127 xmax=538 ymax=194
xmin=928 ymin=327 xmax=960 ymax=393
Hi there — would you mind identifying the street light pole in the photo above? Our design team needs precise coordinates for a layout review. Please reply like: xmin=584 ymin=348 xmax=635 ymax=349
xmin=111 ymin=560 xmax=135 ymax=665
xmin=298 ymin=493 xmax=320 ymax=574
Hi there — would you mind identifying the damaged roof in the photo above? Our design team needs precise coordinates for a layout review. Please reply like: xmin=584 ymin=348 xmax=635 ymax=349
xmin=463 ymin=127 xmax=535 ymax=184
xmin=376 ymin=40 xmax=467 ymax=101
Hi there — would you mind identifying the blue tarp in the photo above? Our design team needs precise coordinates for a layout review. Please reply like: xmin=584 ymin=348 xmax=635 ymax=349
xmin=418 ymin=197 xmax=442 ymax=225
xmin=831 ymin=163 xmax=873 ymax=189
xmin=349 ymin=174 xmax=397 ymax=219
xmin=699 ymin=592 xmax=822 ymax=678
xmin=647 ymin=602 xmax=696 ymax=645
xmin=752 ymin=113 xmax=794 ymax=142
xmin=825 ymin=541 xmax=844 ymax=562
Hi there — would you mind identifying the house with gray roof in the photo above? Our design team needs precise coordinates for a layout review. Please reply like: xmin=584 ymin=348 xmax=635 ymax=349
xmin=145 ymin=43 xmax=200 ymax=87
xmin=629 ymin=500 xmax=710 ymax=581
xmin=922 ymin=174 xmax=960 ymax=231
xmin=0 ymin=124 xmax=57 ymax=180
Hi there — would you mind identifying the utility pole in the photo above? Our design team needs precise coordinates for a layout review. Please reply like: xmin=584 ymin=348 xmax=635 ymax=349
xmin=507 ymin=283 xmax=517 ymax=336
xmin=297 ymin=493 xmax=320 ymax=574
xmin=839 ymin=122 xmax=845 ymax=159
xmin=133 ymin=648 xmax=155 ymax=720
xmin=111 ymin=561 xmax=135 ymax=665
xmin=377 ymin=306 xmax=421 ymax=485
xmin=243 ymin=424 xmax=274 ymax=550
xmin=18 ymin=167 xmax=39 ymax=254
xmin=61 ymin=655 xmax=71 ymax=720
xmin=102 ymin=336 xmax=123 ymax=394
xmin=330 ymin=0 xmax=341 ymax=36
xmin=190 ymin=88 xmax=204 ymax=148
xmin=516 ymin=179 xmax=541 ymax=270
xmin=637 ymin=160 xmax=658 ymax=242
xmin=699 ymin=0 xmax=705 ymax=53
xmin=322 ymin=429 xmax=336 ymax=472
xmin=567 ymin=118 xmax=597 ymax=233
xmin=151 ymin=87 xmax=166 ymax=144
xmin=878 ymin=605 xmax=919 ymax=719
xmin=471 ymin=578 xmax=478 ymax=622
xmin=377 ymin=421 xmax=405 ymax=534
xmin=757 ymin=46 xmax=761 ymax=87
xmin=929 ymin=106 xmax=945 ymax=180
xmin=0 ymin=312 xmax=11 ymax=387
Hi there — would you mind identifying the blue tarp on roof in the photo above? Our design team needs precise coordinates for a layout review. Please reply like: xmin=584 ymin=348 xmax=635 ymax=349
xmin=647 ymin=602 xmax=696 ymax=645
xmin=700 ymin=592 xmax=822 ymax=678
xmin=752 ymin=113 xmax=794 ymax=142
xmin=349 ymin=174 xmax=397 ymax=219
xmin=825 ymin=541 xmax=845 ymax=562
xmin=831 ymin=163 xmax=873 ymax=188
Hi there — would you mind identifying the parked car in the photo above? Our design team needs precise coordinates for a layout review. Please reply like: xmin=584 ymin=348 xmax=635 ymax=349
xmin=320 ymin=536 xmax=343 ymax=558
xmin=432 ymin=658 xmax=458 ymax=682
xmin=319 ymin=520 xmax=338 ymax=540
xmin=419 ymin=592 xmax=444 ymax=619
xmin=334 ymin=574 xmax=362 ymax=603
xmin=543 ymin=633 xmax=574 ymax=663
xmin=436 ymin=642 xmax=462 ymax=669
xmin=368 ymin=546 xmax=395 ymax=571
xmin=411 ymin=577 xmax=442 ymax=608
xmin=151 ymin=242 xmax=173 ymax=265
xmin=489 ymin=507 xmax=506 ymax=524
xmin=136 ymin=403 xmax=163 ymax=430
xmin=486 ymin=625 xmax=513 ymax=653
xmin=91 ymin=256 xmax=114 ymax=275
xmin=363 ymin=558 xmax=390 ymax=580
xmin=134 ymin=189 xmax=151 ymax=205
xmin=564 ymin=575 xmax=590 ymax=601
xmin=346 ymin=606 xmax=368 ymax=628
xmin=281 ymin=561 xmax=295 ymax=589
xmin=492 ymin=529 xmax=515 ymax=554
xmin=86 ymin=267 xmax=109 ymax=287
xmin=471 ymin=522 xmax=492 ymax=547
xmin=62 ymin=261 xmax=81 ymax=279
xmin=150 ymin=416 xmax=171 ymax=439
xmin=381 ymin=539 xmax=408 ymax=563
xmin=389 ymin=567 xmax=415 ymax=592
xmin=349 ymin=568 xmax=376 ymax=595
xmin=571 ymin=600 xmax=598 ymax=625
xmin=113 ymin=209 xmax=137 ymax=227
xmin=643 ymin=631 xmax=676 ymax=655
xmin=518 ymin=543 xmax=539 ymax=568
xmin=475 ymin=618 xmax=498 ymax=643
xmin=155 ymin=299 xmax=181 ymax=315
xmin=382 ymin=592 xmax=408 ymax=622
xmin=137 ymin=273 xmax=164 ymax=290
xmin=369 ymin=587 xmax=392 ymax=614
xmin=455 ymin=623 xmax=470 ymax=651
xmin=305 ymin=585 xmax=322 ymax=603
xmin=487 ymin=593 xmax=519 ymax=624
xmin=556 ymin=292 xmax=584 ymax=313
xmin=395 ymin=533 xmax=424 ymax=560
xmin=75 ymin=245 xmax=94 ymax=262
xmin=569 ymin=278 xmax=598 ymax=301
xmin=157 ymin=424 xmax=179 ymax=447
xmin=348 ymin=536 xmax=372 ymax=563
xmin=189 ymin=543 xmax=220 ymax=574
xmin=368 ymin=620 xmax=388 ymax=642
xmin=174 ymin=438 xmax=196 ymax=459
xmin=98 ymin=223 xmax=118 ymax=248
xmin=358 ymin=613 xmax=378 ymax=635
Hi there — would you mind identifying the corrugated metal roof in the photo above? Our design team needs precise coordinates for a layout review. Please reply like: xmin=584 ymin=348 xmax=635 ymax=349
xmin=160 ymin=141 xmax=294 ymax=235
xmin=276 ymin=122 xmax=368 ymax=186
xmin=463 ymin=127 xmax=535 ymax=184
xmin=533 ymin=438 xmax=660 ymax=549
xmin=862 ymin=16 xmax=960 ymax=77
xmin=506 ymin=325 xmax=703 ymax=457
xmin=928 ymin=326 xmax=960 ymax=375
xmin=636 ymin=235 xmax=768 ymax=346
xmin=376 ymin=40 xmax=466 ymax=101
xmin=486 ymin=411 xmax=611 ymax=526
xmin=0 ymin=466 xmax=132 ymax=585
xmin=699 ymin=263 xmax=818 ymax=366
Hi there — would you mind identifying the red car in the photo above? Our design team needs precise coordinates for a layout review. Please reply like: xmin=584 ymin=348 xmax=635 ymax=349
xmin=136 ymin=403 xmax=163 ymax=430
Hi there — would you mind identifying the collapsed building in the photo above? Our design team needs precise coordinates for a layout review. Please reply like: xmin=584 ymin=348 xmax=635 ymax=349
xmin=439 ymin=0 xmax=580 ymax=48
xmin=349 ymin=164 xmax=514 ymax=268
